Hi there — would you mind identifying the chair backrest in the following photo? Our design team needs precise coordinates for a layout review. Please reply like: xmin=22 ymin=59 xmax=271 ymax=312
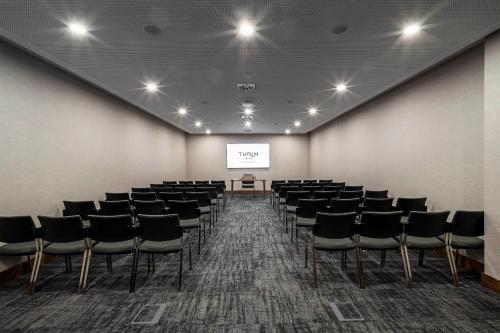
xmin=317 ymin=182 xmax=330 ymax=188
xmin=302 ymin=179 xmax=316 ymax=183
xmin=179 ymin=180 xmax=194 ymax=185
xmin=395 ymin=197 xmax=427 ymax=216
xmin=301 ymin=186 xmax=321 ymax=195
xmin=330 ymin=198 xmax=361 ymax=213
xmin=451 ymin=210 xmax=484 ymax=237
xmin=99 ymin=200 xmax=132 ymax=216
xmin=330 ymin=182 xmax=346 ymax=189
xmin=287 ymin=180 xmax=301 ymax=184
xmin=137 ymin=214 xmax=182 ymax=242
xmin=185 ymin=192 xmax=211 ymax=207
xmin=339 ymin=190 xmax=364 ymax=199
xmin=279 ymin=186 xmax=300 ymax=198
xmin=163 ymin=181 xmax=178 ymax=185
xmin=314 ymin=212 xmax=357 ymax=239
xmin=345 ymin=185 xmax=364 ymax=191
xmin=197 ymin=186 xmax=217 ymax=198
xmin=363 ymin=198 xmax=394 ymax=212
xmin=319 ymin=179 xmax=332 ymax=183
xmin=38 ymin=215 xmax=84 ymax=243
xmin=194 ymin=180 xmax=209 ymax=184
xmin=285 ymin=191 xmax=310 ymax=206
xmin=405 ymin=211 xmax=450 ymax=237
xmin=150 ymin=184 xmax=165 ymax=189
xmin=168 ymin=200 xmax=200 ymax=220
xmin=323 ymin=185 xmax=343 ymax=193
xmin=211 ymin=181 xmax=226 ymax=190
xmin=131 ymin=187 xmax=151 ymax=193
xmin=157 ymin=192 xmax=184 ymax=206
xmin=296 ymin=199 xmax=329 ymax=218
xmin=134 ymin=200 xmax=167 ymax=215
xmin=63 ymin=201 xmax=97 ymax=220
xmin=88 ymin=214 xmax=134 ymax=242
xmin=0 ymin=216 xmax=37 ymax=243
xmin=313 ymin=190 xmax=339 ymax=201
xmin=152 ymin=186 xmax=173 ymax=194
xmin=105 ymin=192 xmax=130 ymax=201
xmin=360 ymin=211 xmax=403 ymax=238
xmin=131 ymin=192 xmax=157 ymax=201
xmin=211 ymin=182 xmax=225 ymax=193
xmin=242 ymin=173 xmax=255 ymax=180
xmin=364 ymin=190 xmax=389 ymax=199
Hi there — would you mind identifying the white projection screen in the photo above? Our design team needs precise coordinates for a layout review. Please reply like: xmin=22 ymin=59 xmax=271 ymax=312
xmin=226 ymin=143 xmax=270 ymax=169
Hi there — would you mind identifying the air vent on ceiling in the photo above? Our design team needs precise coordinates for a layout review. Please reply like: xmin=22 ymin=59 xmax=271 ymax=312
xmin=237 ymin=83 xmax=256 ymax=91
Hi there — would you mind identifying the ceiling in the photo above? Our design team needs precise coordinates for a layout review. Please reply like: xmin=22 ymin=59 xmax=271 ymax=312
xmin=1 ymin=1 xmax=499 ymax=134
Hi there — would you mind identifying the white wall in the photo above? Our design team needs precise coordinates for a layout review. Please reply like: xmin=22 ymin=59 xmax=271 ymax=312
xmin=310 ymin=46 xmax=484 ymax=214
xmin=0 ymin=40 xmax=187 ymax=271
xmin=186 ymin=134 xmax=310 ymax=190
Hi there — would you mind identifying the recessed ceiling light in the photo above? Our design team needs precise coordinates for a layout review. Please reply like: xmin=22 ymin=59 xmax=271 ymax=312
xmin=244 ymin=121 xmax=252 ymax=127
xmin=294 ymin=121 xmax=301 ymax=127
xmin=238 ymin=21 xmax=255 ymax=37
xmin=402 ymin=23 xmax=421 ymax=37
xmin=335 ymin=83 xmax=347 ymax=92
xmin=145 ymin=82 xmax=159 ymax=93
xmin=243 ymin=108 xmax=253 ymax=116
xmin=205 ymin=129 xmax=211 ymax=134
xmin=68 ymin=22 xmax=88 ymax=36
xmin=285 ymin=129 xmax=291 ymax=134
xmin=178 ymin=107 xmax=187 ymax=115
xmin=195 ymin=121 xmax=202 ymax=127
xmin=308 ymin=107 xmax=318 ymax=115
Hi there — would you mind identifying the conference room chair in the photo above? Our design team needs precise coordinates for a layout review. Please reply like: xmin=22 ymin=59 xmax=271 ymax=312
xmin=167 ymin=200 xmax=203 ymax=255
xmin=323 ymin=185 xmax=343 ymax=193
xmin=313 ymin=190 xmax=339 ymax=201
xmin=394 ymin=197 xmax=427 ymax=218
xmin=339 ymin=190 xmax=364 ymax=199
xmin=135 ymin=214 xmax=189 ymax=291
xmin=197 ymin=186 xmax=219 ymax=222
xmin=284 ymin=191 xmax=310 ymax=234
xmin=317 ymin=182 xmax=330 ymax=188
xmin=330 ymin=198 xmax=361 ymax=214
xmin=134 ymin=200 xmax=168 ymax=217
xmin=301 ymin=185 xmax=322 ymax=197
xmin=131 ymin=187 xmax=151 ymax=193
xmin=150 ymin=183 xmax=165 ymax=189
xmin=345 ymin=185 xmax=364 ymax=192
xmin=330 ymin=182 xmax=346 ymax=189
xmin=288 ymin=180 xmax=302 ymax=184
xmin=446 ymin=211 xmax=484 ymax=285
xmin=194 ymin=180 xmax=209 ymax=184
xmin=357 ymin=211 xmax=406 ymax=288
xmin=36 ymin=215 xmax=87 ymax=292
xmin=294 ymin=198 xmax=329 ymax=265
xmin=0 ymin=216 xmax=40 ymax=294
xmin=131 ymin=192 xmax=157 ymax=202
xmin=163 ymin=181 xmax=178 ymax=185
xmin=361 ymin=198 xmax=394 ymax=212
xmin=319 ymin=179 xmax=332 ymax=183
xmin=402 ymin=211 xmax=452 ymax=287
xmin=185 ymin=191 xmax=213 ymax=231
xmin=278 ymin=186 xmax=300 ymax=221
xmin=210 ymin=181 xmax=227 ymax=209
xmin=179 ymin=180 xmax=194 ymax=185
xmin=83 ymin=214 xmax=139 ymax=292
xmin=152 ymin=186 xmax=173 ymax=194
xmin=172 ymin=186 xmax=195 ymax=195
xmin=158 ymin=192 xmax=184 ymax=207
xmin=270 ymin=181 xmax=286 ymax=207
xmin=63 ymin=201 xmax=98 ymax=226
xmin=105 ymin=192 xmax=131 ymax=202
xmin=98 ymin=200 xmax=133 ymax=216
xmin=311 ymin=212 xmax=361 ymax=288
xmin=364 ymin=190 xmax=389 ymax=199
xmin=302 ymin=179 xmax=316 ymax=183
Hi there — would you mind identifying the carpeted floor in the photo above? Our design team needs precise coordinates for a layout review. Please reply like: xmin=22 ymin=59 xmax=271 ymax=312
xmin=0 ymin=196 xmax=499 ymax=332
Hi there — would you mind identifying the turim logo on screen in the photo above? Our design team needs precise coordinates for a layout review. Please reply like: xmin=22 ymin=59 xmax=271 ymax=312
xmin=239 ymin=152 xmax=258 ymax=159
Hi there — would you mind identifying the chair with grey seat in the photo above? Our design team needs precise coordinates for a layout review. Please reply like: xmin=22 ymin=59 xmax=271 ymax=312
xmin=288 ymin=180 xmax=301 ymax=184
xmin=311 ymin=212 xmax=361 ymax=288
xmin=402 ymin=211 xmax=451 ymax=287
xmin=179 ymin=181 xmax=194 ymax=185
xmin=135 ymin=214 xmax=190 ymax=291
xmin=150 ymin=184 xmax=165 ymax=189
xmin=301 ymin=185 xmax=321 ymax=197
xmin=394 ymin=197 xmax=427 ymax=218
xmin=99 ymin=200 xmax=132 ymax=216
xmin=330 ymin=198 xmax=361 ymax=214
xmin=319 ymin=179 xmax=332 ymax=184
xmin=185 ymin=192 xmax=213 ymax=232
xmin=364 ymin=190 xmax=389 ymax=199
xmin=323 ymin=185 xmax=343 ymax=193
xmin=446 ymin=210 xmax=484 ymax=286
xmin=194 ymin=180 xmax=209 ymax=184
xmin=278 ymin=185 xmax=300 ymax=221
xmin=302 ymin=179 xmax=316 ymax=184
xmin=357 ymin=211 xmax=407 ymax=288
xmin=345 ymin=185 xmax=363 ymax=192
xmin=211 ymin=181 xmax=226 ymax=210
xmin=63 ymin=201 xmax=98 ymax=227
xmin=361 ymin=198 xmax=394 ymax=212
xmin=152 ymin=186 xmax=173 ymax=194
xmin=105 ymin=192 xmax=130 ymax=202
xmin=134 ymin=200 xmax=168 ymax=216
xmin=131 ymin=192 xmax=157 ymax=202
xmin=83 ymin=214 xmax=139 ymax=292
xmin=197 ymin=186 xmax=219 ymax=222
xmin=158 ymin=192 xmax=184 ymax=207
xmin=294 ymin=198 xmax=329 ymax=265
xmin=167 ymin=200 xmax=203 ymax=255
xmin=36 ymin=215 xmax=87 ymax=292
xmin=284 ymin=191 xmax=310 ymax=234
xmin=339 ymin=190 xmax=364 ymax=199
xmin=0 ymin=216 xmax=41 ymax=294
xmin=131 ymin=187 xmax=152 ymax=193
xmin=330 ymin=182 xmax=346 ymax=190
xmin=271 ymin=181 xmax=287 ymax=209
xmin=163 ymin=181 xmax=178 ymax=186
xmin=313 ymin=190 xmax=339 ymax=201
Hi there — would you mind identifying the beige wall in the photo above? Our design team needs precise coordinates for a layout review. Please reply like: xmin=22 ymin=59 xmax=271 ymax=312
xmin=310 ymin=46 xmax=484 ymax=214
xmin=0 ymin=41 xmax=186 ymax=271
xmin=484 ymin=32 xmax=500 ymax=280
xmin=186 ymin=134 xmax=310 ymax=190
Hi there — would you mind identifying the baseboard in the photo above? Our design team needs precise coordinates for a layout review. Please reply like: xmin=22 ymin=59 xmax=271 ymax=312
xmin=0 ymin=255 xmax=58 ymax=284
xmin=481 ymin=273 xmax=500 ymax=294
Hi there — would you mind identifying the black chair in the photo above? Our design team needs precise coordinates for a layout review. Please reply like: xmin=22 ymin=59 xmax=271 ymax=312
xmin=185 ymin=192 xmax=213 ymax=231
xmin=84 ymin=214 xmax=139 ymax=292
xmin=63 ymin=201 xmax=98 ymax=225
xmin=211 ymin=181 xmax=226 ymax=209
xmin=150 ymin=184 xmax=165 ymax=189
xmin=194 ymin=180 xmax=209 ymax=184
xmin=345 ymin=185 xmax=363 ymax=191
xmin=330 ymin=198 xmax=361 ymax=213
xmin=136 ymin=214 xmax=189 ymax=291
xmin=163 ymin=181 xmax=178 ymax=185
xmin=361 ymin=198 xmax=394 ymax=212
xmin=37 ymin=215 xmax=87 ymax=292
xmin=284 ymin=191 xmax=310 ymax=233
xmin=311 ymin=212 xmax=361 ymax=287
xmin=134 ymin=200 xmax=168 ymax=216
xmin=330 ymin=182 xmax=346 ymax=189
xmin=339 ymin=190 xmax=364 ymax=199
xmin=99 ymin=200 xmax=132 ymax=216
xmin=158 ymin=192 xmax=184 ymax=207
xmin=131 ymin=187 xmax=151 ymax=193
xmin=402 ymin=211 xmax=451 ymax=287
xmin=319 ymin=179 xmax=332 ymax=183
xmin=317 ymin=182 xmax=330 ymax=188
xmin=179 ymin=181 xmax=194 ymax=185
xmin=302 ymin=179 xmax=317 ymax=183
xmin=168 ymin=200 xmax=203 ymax=255
xmin=288 ymin=180 xmax=301 ymax=184
xmin=301 ymin=186 xmax=321 ymax=196
xmin=313 ymin=190 xmax=339 ymax=201
xmin=105 ymin=192 xmax=130 ymax=202
xmin=131 ymin=192 xmax=157 ymax=201
xmin=152 ymin=186 xmax=173 ymax=194
xmin=323 ymin=185 xmax=343 ymax=193
xmin=395 ymin=197 xmax=427 ymax=217
xmin=358 ymin=211 xmax=406 ymax=288
xmin=294 ymin=198 xmax=329 ymax=264
xmin=271 ymin=181 xmax=287 ymax=208
xmin=0 ymin=216 xmax=40 ymax=294
xmin=364 ymin=190 xmax=389 ymax=199
xmin=447 ymin=211 xmax=484 ymax=286
xmin=278 ymin=186 xmax=300 ymax=221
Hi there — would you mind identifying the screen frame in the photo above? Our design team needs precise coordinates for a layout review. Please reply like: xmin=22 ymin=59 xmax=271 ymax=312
xmin=226 ymin=143 xmax=271 ymax=169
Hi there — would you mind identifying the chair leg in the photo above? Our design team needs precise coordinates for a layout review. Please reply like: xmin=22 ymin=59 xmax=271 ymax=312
xmin=312 ymin=245 xmax=318 ymax=288
xmin=342 ymin=251 xmax=348 ymax=270
xmin=27 ymin=251 xmax=42 ymax=294
xmin=68 ymin=256 xmax=73 ymax=272
xmin=130 ymin=249 xmax=139 ymax=293
xmin=151 ymin=254 xmax=155 ymax=272
xmin=285 ymin=210 xmax=288 ymax=233
xmin=304 ymin=236 xmax=308 ymax=268
xmin=25 ymin=255 xmax=31 ymax=273
xmin=446 ymin=245 xmax=459 ymax=287
xmin=290 ymin=216 xmax=294 ymax=242
xmin=418 ymin=250 xmax=425 ymax=266
xmin=65 ymin=256 xmax=70 ymax=273
xmin=178 ymin=249 xmax=183 ymax=291
xmin=78 ymin=249 xmax=89 ymax=291
xmin=296 ymin=226 xmax=300 ymax=254
xmin=403 ymin=245 xmax=413 ymax=288
xmin=82 ymin=250 xmax=92 ymax=290
xmin=355 ymin=246 xmax=365 ymax=289
xmin=380 ymin=250 xmax=386 ymax=267
xmin=147 ymin=254 xmax=151 ymax=273
xmin=203 ymin=219 xmax=206 ymax=243
xmin=400 ymin=246 xmax=410 ymax=288
xmin=198 ymin=228 xmax=201 ymax=255
xmin=189 ymin=240 xmax=192 ymax=270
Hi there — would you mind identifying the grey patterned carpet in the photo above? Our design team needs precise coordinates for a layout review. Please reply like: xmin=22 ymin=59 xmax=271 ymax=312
xmin=1 ymin=196 xmax=499 ymax=332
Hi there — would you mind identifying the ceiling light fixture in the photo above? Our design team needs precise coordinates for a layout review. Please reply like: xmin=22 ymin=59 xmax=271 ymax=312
xmin=243 ymin=108 xmax=253 ymax=116
xmin=244 ymin=121 xmax=252 ymax=127
xmin=285 ymin=129 xmax=291 ymax=135
xmin=294 ymin=121 xmax=301 ymax=127
xmin=205 ymin=129 xmax=211 ymax=134
xmin=195 ymin=121 xmax=202 ymax=128
xmin=335 ymin=83 xmax=347 ymax=92
xmin=402 ymin=23 xmax=421 ymax=37
xmin=178 ymin=107 xmax=187 ymax=115
xmin=68 ymin=22 xmax=88 ymax=36
xmin=308 ymin=107 xmax=318 ymax=115
xmin=238 ymin=21 xmax=255 ymax=37
xmin=145 ymin=82 xmax=159 ymax=93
